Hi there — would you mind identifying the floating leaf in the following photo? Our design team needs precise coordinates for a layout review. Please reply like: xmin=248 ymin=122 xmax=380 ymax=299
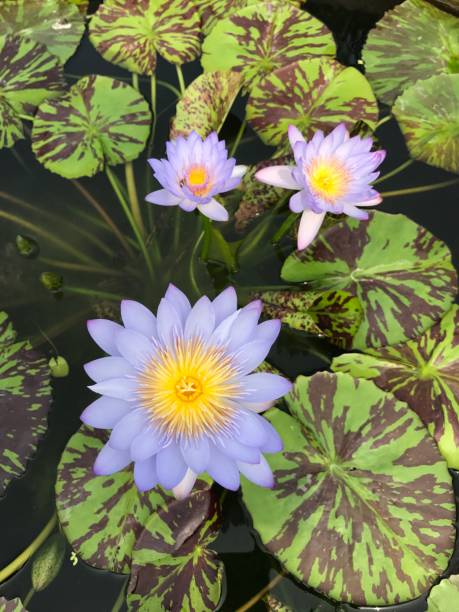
xmin=427 ymin=574 xmax=459 ymax=611
xmin=0 ymin=34 xmax=65 ymax=149
xmin=31 ymin=533 xmax=66 ymax=592
xmin=247 ymin=57 xmax=378 ymax=146
xmin=263 ymin=594 xmax=293 ymax=612
xmin=427 ymin=0 xmax=459 ymax=16
xmin=0 ymin=0 xmax=85 ymax=63
xmin=281 ymin=211 xmax=457 ymax=350
xmin=201 ymin=2 xmax=335 ymax=89
xmin=0 ymin=598 xmax=27 ymax=612
xmin=31 ymin=75 xmax=151 ymax=179
xmin=241 ymin=372 xmax=456 ymax=606
xmin=15 ymin=235 xmax=39 ymax=259
xmin=363 ymin=0 xmax=459 ymax=106
xmin=89 ymin=0 xmax=201 ymax=76
xmin=48 ymin=356 xmax=69 ymax=378
xmin=393 ymin=73 xmax=459 ymax=173
xmin=170 ymin=70 xmax=243 ymax=139
xmin=0 ymin=311 xmax=51 ymax=495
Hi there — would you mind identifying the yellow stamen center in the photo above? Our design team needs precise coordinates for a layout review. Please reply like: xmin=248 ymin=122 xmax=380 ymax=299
xmin=175 ymin=375 xmax=202 ymax=402
xmin=185 ymin=165 xmax=212 ymax=197
xmin=308 ymin=159 xmax=349 ymax=201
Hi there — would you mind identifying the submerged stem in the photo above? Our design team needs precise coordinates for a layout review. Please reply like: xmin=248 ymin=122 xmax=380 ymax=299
xmin=176 ymin=65 xmax=186 ymax=96
xmin=65 ymin=286 xmax=125 ymax=302
xmin=236 ymin=569 xmax=288 ymax=612
xmin=23 ymin=587 xmax=35 ymax=607
xmin=380 ymin=178 xmax=459 ymax=197
xmin=39 ymin=257 xmax=125 ymax=276
xmin=272 ymin=212 xmax=297 ymax=244
xmin=200 ymin=216 xmax=212 ymax=262
xmin=189 ymin=231 xmax=204 ymax=298
xmin=110 ymin=579 xmax=128 ymax=612
xmin=125 ymin=161 xmax=145 ymax=237
xmin=229 ymin=118 xmax=247 ymax=157
xmin=373 ymin=159 xmax=414 ymax=185
xmin=376 ymin=114 xmax=392 ymax=129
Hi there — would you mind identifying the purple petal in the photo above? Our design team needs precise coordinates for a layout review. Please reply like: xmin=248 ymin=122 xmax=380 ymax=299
xmin=238 ymin=456 xmax=274 ymax=488
xmin=227 ymin=307 xmax=261 ymax=352
xmin=121 ymin=300 xmax=156 ymax=338
xmin=88 ymin=377 xmax=138 ymax=401
xmin=156 ymin=298 xmax=182 ymax=347
xmin=84 ymin=357 xmax=134 ymax=382
xmin=116 ymin=329 xmax=156 ymax=369
xmin=253 ymin=320 xmax=281 ymax=344
xmin=181 ymin=438 xmax=210 ymax=473
xmin=259 ymin=418 xmax=283 ymax=453
xmin=210 ymin=310 xmax=239 ymax=346
xmin=233 ymin=340 xmax=272 ymax=374
xmin=134 ymin=456 xmax=158 ymax=492
xmin=343 ymin=204 xmax=370 ymax=220
xmin=109 ymin=410 xmax=148 ymax=450
xmin=240 ymin=373 xmax=292 ymax=402
xmin=288 ymin=124 xmax=306 ymax=147
xmin=354 ymin=195 xmax=382 ymax=207
xmin=207 ymin=445 xmax=240 ymax=490
xmin=212 ymin=286 xmax=237 ymax=325
xmin=165 ymin=284 xmax=191 ymax=323
xmin=184 ymin=296 xmax=215 ymax=340
xmin=81 ymin=396 xmax=132 ymax=429
xmin=255 ymin=165 xmax=299 ymax=190
xmin=131 ymin=427 xmax=164 ymax=461
xmin=197 ymin=198 xmax=228 ymax=222
xmin=237 ymin=409 xmax=269 ymax=447
xmin=241 ymin=400 xmax=275 ymax=414
xmin=297 ymin=209 xmax=326 ymax=250
xmin=216 ymin=437 xmax=261 ymax=464
xmin=156 ymin=443 xmax=187 ymax=489
xmin=173 ymin=468 xmax=197 ymax=500
xmin=179 ymin=199 xmax=197 ymax=212
xmin=87 ymin=319 xmax=123 ymax=356
xmin=231 ymin=165 xmax=248 ymax=178
xmin=289 ymin=191 xmax=307 ymax=213
xmin=94 ymin=444 xmax=131 ymax=475
xmin=145 ymin=189 xmax=181 ymax=206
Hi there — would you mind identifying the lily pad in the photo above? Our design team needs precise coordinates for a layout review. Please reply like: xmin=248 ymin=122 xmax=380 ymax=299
xmin=427 ymin=574 xmax=459 ymax=611
xmin=247 ymin=57 xmax=378 ymax=147
xmin=0 ymin=311 xmax=51 ymax=496
xmin=31 ymin=75 xmax=152 ymax=179
xmin=0 ymin=0 xmax=85 ymax=63
xmin=201 ymin=2 xmax=335 ymax=90
xmin=241 ymin=372 xmax=456 ymax=606
xmin=363 ymin=0 xmax=459 ymax=106
xmin=0 ymin=599 xmax=27 ymax=612
xmin=89 ymin=0 xmax=201 ymax=76
xmin=332 ymin=306 xmax=459 ymax=468
xmin=127 ymin=489 xmax=223 ymax=611
xmin=393 ymin=73 xmax=459 ymax=173
xmin=170 ymin=70 xmax=243 ymax=139
xmin=0 ymin=33 xmax=65 ymax=149
xmin=281 ymin=211 xmax=457 ymax=350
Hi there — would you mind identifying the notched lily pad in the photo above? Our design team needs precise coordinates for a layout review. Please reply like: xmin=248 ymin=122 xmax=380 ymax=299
xmin=0 ymin=598 xmax=27 ymax=612
xmin=427 ymin=574 xmax=459 ymax=611
xmin=241 ymin=372 xmax=456 ymax=606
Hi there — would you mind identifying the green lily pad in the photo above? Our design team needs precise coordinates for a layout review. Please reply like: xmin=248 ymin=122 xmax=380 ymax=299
xmin=0 ymin=598 xmax=27 ymax=612
xmin=0 ymin=33 xmax=65 ymax=149
xmin=0 ymin=311 xmax=52 ymax=496
xmin=170 ymin=70 xmax=243 ymax=139
xmin=201 ymin=2 xmax=335 ymax=90
xmin=127 ymin=489 xmax=223 ymax=611
xmin=363 ymin=0 xmax=459 ymax=106
xmin=332 ymin=306 xmax=459 ymax=468
xmin=0 ymin=0 xmax=85 ymax=63
xmin=281 ymin=211 xmax=457 ymax=350
xmin=393 ymin=73 xmax=459 ymax=173
xmin=31 ymin=75 xmax=152 ymax=178
xmin=241 ymin=372 xmax=456 ymax=606
xmin=89 ymin=0 xmax=201 ymax=76
xmin=427 ymin=574 xmax=459 ymax=611
xmin=247 ymin=57 xmax=378 ymax=147
xmin=427 ymin=0 xmax=459 ymax=16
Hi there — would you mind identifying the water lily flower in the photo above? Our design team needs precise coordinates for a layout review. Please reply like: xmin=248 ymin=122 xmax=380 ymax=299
xmin=82 ymin=285 xmax=291 ymax=498
xmin=146 ymin=131 xmax=247 ymax=222
xmin=255 ymin=124 xmax=386 ymax=250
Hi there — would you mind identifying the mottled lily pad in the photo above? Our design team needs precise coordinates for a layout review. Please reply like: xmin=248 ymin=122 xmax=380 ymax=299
xmin=0 ymin=598 xmax=27 ymax=612
xmin=241 ymin=372 xmax=456 ymax=606
xmin=363 ymin=0 xmax=459 ymax=106
xmin=281 ymin=211 xmax=457 ymax=350
xmin=170 ymin=70 xmax=243 ymax=139
xmin=427 ymin=574 xmax=459 ymax=611
xmin=89 ymin=0 xmax=201 ymax=76
xmin=393 ymin=73 xmax=459 ymax=173
xmin=0 ymin=311 xmax=51 ymax=496
xmin=0 ymin=0 xmax=85 ymax=63
xmin=201 ymin=2 xmax=335 ymax=89
xmin=332 ymin=306 xmax=459 ymax=468
xmin=127 ymin=490 xmax=223 ymax=611
xmin=0 ymin=34 xmax=65 ymax=149
xmin=31 ymin=75 xmax=151 ymax=178
xmin=247 ymin=57 xmax=378 ymax=146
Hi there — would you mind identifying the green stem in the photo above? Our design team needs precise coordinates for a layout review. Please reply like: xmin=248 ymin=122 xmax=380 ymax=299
xmin=65 ymin=286 xmax=126 ymax=302
xmin=173 ymin=206 xmax=182 ymax=252
xmin=376 ymin=114 xmax=391 ymax=129
xmin=132 ymin=72 xmax=139 ymax=90
xmin=238 ymin=193 xmax=290 ymax=259
xmin=176 ymin=65 xmax=186 ymax=96
xmin=373 ymin=159 xmax=414 ymax=185
xmin=201 ymin=216 xmax=212 ymax=262
xmin=229 ymin=118 xmax=247 ymax=157
xmin=125 ymin=161 xmax=145 ymax=237
xmin=110 ymin=580 xmax=128 ymax=612
xmin=23 ymin=587 xmax=35 ymax=607
xmin=157 ymin=79 xmax=181 ymax=98
xmin=18 ymin=113 xmax=34 ymax=121
xmin=189 ymin=231 xmax=204 ymax=298
xmin=272 ymin=212 xmax=297 ymax=244
xmin=380 ymin=178 xmax=459 ymax=197
xmin=236 ymin=569 xmax=288 ymax=612
xmin=39 ymin=257 xmax=125 ymax=276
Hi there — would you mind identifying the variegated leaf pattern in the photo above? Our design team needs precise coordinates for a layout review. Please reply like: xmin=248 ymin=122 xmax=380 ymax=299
xmin=427 ymin=574 xmax=459 ymax=611
xmin=0 ymin=34 xmax=65 ymax=149
xmin=55 ymin=425 xmax=212 ymax=573
xmin=0 ymin=598 xmax=27 ymax=612
xmin=363 ymin=0 xmax=459 ymax=106
xmin=0 ymin=0 xmax=85 ymax=63
xmin=241 ymin=372 xmax=456 ymax=606
xmin=281 ymin=211 xmax=457 ymax=350
xmin=127 ymin=489 xmax=223 ymax=611
xmin=247 ymin=57 xmax=378 ymax=146
xmin=393 ymin=74 xmax=459 ymax=173
xmin=0 ymin=311 xmax=51 ymax=496
xmin=427 ymin=0 xmax=459 ymax=15
xmin=201 ymin=2 xmax=335 ymax=89
xmin=31 ymin=75 xmax=151 ymax=179
xmin=89 ymin=0 xmax=201 ymax=75
xmin=332 ymin=306 xmax=459 ymax=468
xmin=170 ymin=70 xmax=243 ymax=139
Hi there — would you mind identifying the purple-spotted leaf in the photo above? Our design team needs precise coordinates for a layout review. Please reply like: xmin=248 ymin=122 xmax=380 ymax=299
xmin=241 ymin=372 xmax=456 ymax=606
xmin=427 ymin=574 xmax=459 ymax=611
xmin=332 ymin=306 xmax=459 ymax=468
xmin=281 ymin=211 xmax=457 ymax=350
xmin=0 ymin=311 xmax=51 ymax=496
xmin=427 ymin=0 xmax=459 ymax=15
xmin=31 ymin=75 xmax=151 ymax=178
xmin=201 ymin=2 xmax=335 ymax=90
xmin=0 ymin=598 xmax=27 ymax=612
xmin=170 ymin=70 xmax=243 ymax=139
xmin=89 ymin=0 xmax=201 ymax=76
xmin=247 ymin=57 xmax=378 ymax=146
xmin=0 ymin=34 xmax=65 ymax=149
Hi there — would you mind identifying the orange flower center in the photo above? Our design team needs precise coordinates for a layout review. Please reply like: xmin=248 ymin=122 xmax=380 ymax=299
xmin=186 ymin=165 xmax=212 ymax=197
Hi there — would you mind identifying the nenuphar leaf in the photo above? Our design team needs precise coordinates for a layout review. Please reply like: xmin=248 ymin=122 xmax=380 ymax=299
xmin=247 ymin=57 xmax=378 ymax=146
xmin=332 ymin=306 xmax=459 ymax=468
xmin=0 ymin=0 xmax=85 ymax=63
xmin=0 ymin=34 xmax=65 ymax=149
xmin=170 ymin=70 xmax=243 ymax=139
xmin=241 ymin=372 xmax=456 ymax=606
xmin=127 ymin=489 xmax=223 ymax=611
xmin=89 ymin=0 xmax=201 ymax=76
xmin=0 ymin=311 xmax=52 ymax=496
xmin=0 ymin=598 xmax=27 ymax=612
xmin=31 ymin=75 xmax=152 ymax=179
xmin=427 ymin=574 xmax=459 ymax=611
xmin=201 ymin=2 xmax=335 ymax=90
xmin=281 ymin=211 xmax=457 ymax=350
xmin=363 ymin=0 xmax=459 ymax=106
xmin=393 ymin=74 xmax=459 ymax=173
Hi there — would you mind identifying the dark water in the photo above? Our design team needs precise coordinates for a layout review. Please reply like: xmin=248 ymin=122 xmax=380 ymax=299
xmin=1 ymin=0 xmax=458 ymax=610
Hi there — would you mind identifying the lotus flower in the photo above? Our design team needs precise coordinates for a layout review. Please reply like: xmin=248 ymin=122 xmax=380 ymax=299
xmin=256 ymin=124 xmax=386 ymax=250
xmin=82 ymin=285 xmax=291 ymax=498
